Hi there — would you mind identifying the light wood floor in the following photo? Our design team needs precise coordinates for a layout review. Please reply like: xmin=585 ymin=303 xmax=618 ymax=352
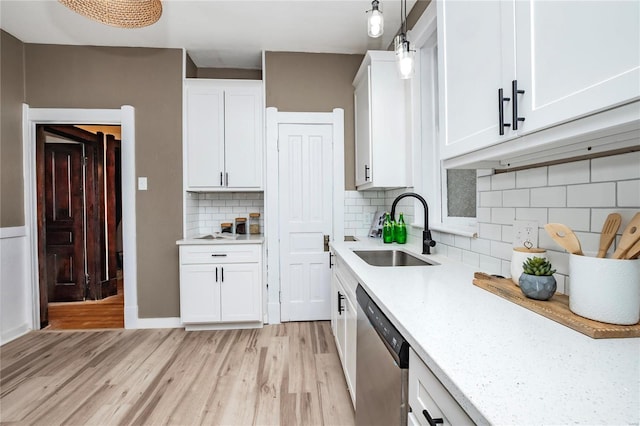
xmin=0 ymin=322 xmax=355 ymax=426
xmin=47 ymin=276 xmax=124 ymax=330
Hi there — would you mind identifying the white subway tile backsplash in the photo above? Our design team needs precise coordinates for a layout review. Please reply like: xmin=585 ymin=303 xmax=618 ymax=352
xmin=477 ymin=207 xmax=491 ymax=223
xmin=470 ymin=238 xmax=491 ymax=255
xmin=447 ymin=246 xmax=463 ymax=261
xmin=531 ymin=187 xmax=566 ymax=207
xmin=479 ymin=191 xmax=502 ymax=207
xmin=548 ymin=208 xmax=590 ymax=232
xmin=516 ymin=168 xmax=547 ymax=188
xmin=503 ymin=189 xmax=529 ymax=207
xmin=477 ymin=176 xmax=491 ymax=191
xmin=490 ymin=240 xmax=512 ymax=260
xmin=548 ymin=160 xmax=589 ymax=186
xmin=618 ymin=180 xmax=640 ymax=207
xmin=454 ymin=235 xmax=471 ymax=250
xmin=591 ymin=151 xmax=640 ymax=182
xmin=462 ymin=250 xmax=480 ymax=268
xmin=515 ymin=208 xmax=548 ymax=224
xmin=491 ymin=208 xmax=515 ymax=225
xmin=501 ymin=225 xmax=513 ymax=243
xmin=479 ymin=254 xmax=502 ymax=274
xmin=567 ymin=182 xmax=615 ymax=207
xmin=491 ymin=173 xmax=515 ymax=190
xmin=591 ymin=208 xmax=639 ymax=233
xmin=479 ymin=223 xmax=502 ymax=241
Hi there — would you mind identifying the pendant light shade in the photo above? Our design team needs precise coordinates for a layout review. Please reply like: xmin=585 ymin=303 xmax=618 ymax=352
xmin=367 ymin=0 xmax=384 ymax=38
xmin=395 ymin=0 xmax=414 ymax=79
xmin=58 ymin=0 xmax=162 ymax=29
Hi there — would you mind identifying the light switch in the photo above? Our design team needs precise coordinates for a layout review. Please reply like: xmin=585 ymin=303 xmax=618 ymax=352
xmin=138 ymin=177 xmax=148 ymax=191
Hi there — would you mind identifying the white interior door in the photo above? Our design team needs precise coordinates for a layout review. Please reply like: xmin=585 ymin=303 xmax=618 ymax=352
xmin=279 ymin=124 xmax=333 ymax=322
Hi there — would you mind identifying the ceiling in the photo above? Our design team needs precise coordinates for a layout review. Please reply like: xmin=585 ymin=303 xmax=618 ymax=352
xmin=0 ymin=0 xmax=416 ymax=69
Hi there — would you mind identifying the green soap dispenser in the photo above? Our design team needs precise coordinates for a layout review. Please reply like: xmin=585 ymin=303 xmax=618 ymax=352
xmin=382 ymin=213 xmax=393 ymax=243
xmin=395 ymin=213 xmax=407 ymax=244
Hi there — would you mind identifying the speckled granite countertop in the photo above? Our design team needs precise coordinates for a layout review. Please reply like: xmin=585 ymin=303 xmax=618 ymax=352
xmin=176 ymin=234 xmax=264 ymax=245
xmin=331 ymin=239 xmax=640 ymax=425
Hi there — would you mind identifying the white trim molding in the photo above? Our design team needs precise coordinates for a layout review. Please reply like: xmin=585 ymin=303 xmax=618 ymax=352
xmin=22 ymin=105 xmax=139 ymax=330
xmin=1 ymin=226 xmax=30 ymax=345
xmin=265 ymin=108 xmax=345 ymax=325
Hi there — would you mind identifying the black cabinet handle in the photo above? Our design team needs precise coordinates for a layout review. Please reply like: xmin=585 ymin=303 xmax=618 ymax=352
xmin=511 ymin=80 xmax=525 ymax=130
xmin=364 ymin=165 xmax=370 ymax=181
xmin=225 ymin=172 xmax=229 ymax=187
xmin=221 ymin=267 xmax=224 ymax=283
xmin=498 ymin=88 xmax=511 ymax=135
xmin=215 ymin=267 xmax=218 ymax=282
xmin=220 ymin=172 xmax=223 ymax=186
xmin=337 ymin=291 xmax=345 ymax=315
xmin=422 ymin=409 xmax=444 ymax=426
xmin=211 ymin=254 xmax=228 ymax=257
xmin=329 ymin=252 xmax=334 ymax=269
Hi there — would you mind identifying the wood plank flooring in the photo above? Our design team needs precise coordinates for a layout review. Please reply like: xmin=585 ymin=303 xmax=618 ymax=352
xmin=47 ymin=277 xmax=124 ymax=330
xmin=0 ymin=322 xmax=355 ymax=426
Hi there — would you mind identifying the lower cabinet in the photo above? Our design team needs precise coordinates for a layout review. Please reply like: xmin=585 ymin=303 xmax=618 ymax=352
xmin=330 ymin=252 xmax=357 ymax=407
xmin=408 ymin=348 xmax=473 ymax=426
xmin=179 ymin=243 xmax=262 ymax=328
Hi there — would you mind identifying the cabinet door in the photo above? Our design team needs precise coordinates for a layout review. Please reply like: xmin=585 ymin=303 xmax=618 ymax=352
xmin=224 ymin=84 xmax=263 ymax=189
xmin=344 ymin=292 xmax=357 ymax=406
xmin=437 ymin=0 xmax=516 ymax=159
xmin=219 ymin=263 xmax=261 ymax=322
xmin=515 ymin=0 xmax=640 ymax=134
xmin=354 ymin=67 xmax=372 ymax=187
xmin=185 ymin=83 xmax=225 ymax=189
xmin=180 ymin=264 xmax=221 ymax=323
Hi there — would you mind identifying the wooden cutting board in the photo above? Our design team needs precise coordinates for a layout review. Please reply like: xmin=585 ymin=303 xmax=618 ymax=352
xmin=473 ymin=272 xmax=640 ymax=339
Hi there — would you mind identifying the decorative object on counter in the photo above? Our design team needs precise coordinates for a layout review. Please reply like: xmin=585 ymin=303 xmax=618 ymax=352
xmin=510 ymin=246 xmax=547 ymax=285
xmin=395 ymin=213 xmax=407 ymax=244
xmin=612 ymin=212 xmax=640 ymax=259
xmin=518 ymin=257 xmax=556 ymax=301
xmin=473 ymin=272 xmax=640 ymax=339
xmin=544 ymin=223 xmax=583 ymax=255
xmin=597 ymin=213 xmax=622 ymax=258
xmin=235 ymin=217 xmax=247 ymax=234
xmin=221 ymin=222 xmax=233 ymax=233
xmin=382 ymin=213 xmax=394 ymax=244
xmin=249 ymin=213 xmax=261 ymax=235
xmin=368 ymin=210 xmax=386 ymax=238
xmin=625 ymin=238 xmax=640 ymax=260
xmin=568 ymin=254 xmax=640 ymax=325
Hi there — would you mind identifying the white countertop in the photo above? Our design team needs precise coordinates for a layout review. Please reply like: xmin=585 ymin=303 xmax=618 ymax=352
xmin=331 ymin=239 xmax=640 ymax=425
xmin=176 ymin=234 xmax=264 ymax=245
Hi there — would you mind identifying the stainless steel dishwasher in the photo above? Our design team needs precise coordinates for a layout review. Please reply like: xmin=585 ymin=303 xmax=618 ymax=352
xmin=355 ymin=284 xmax=410 ymax=426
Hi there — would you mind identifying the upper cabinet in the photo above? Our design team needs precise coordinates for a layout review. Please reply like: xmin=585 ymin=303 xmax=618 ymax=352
xmin=184 ymin=79 xmax=263 ymax=191
xmin=353 ymin=51 xmax=407 ymax=190
xmin=437 ymin=0 xmax=640 ymax=163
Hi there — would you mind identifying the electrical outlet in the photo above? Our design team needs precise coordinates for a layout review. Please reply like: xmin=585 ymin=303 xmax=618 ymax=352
xmin=513 ymin=220 xmax=538 ymax=248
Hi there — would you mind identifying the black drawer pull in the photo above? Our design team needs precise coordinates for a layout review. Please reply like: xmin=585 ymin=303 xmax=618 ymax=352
xmin=511 ymin=79 xmax=525 ymax=130
xmin=498 ymin=88 xmax=511 ymax=135
xmin=422 ymin=409 xmax=444 ymax=426
xmin=211 ymin=254 xmax=228 ymax=257
xmin=337 ymin=292 xmax=345 ymax=315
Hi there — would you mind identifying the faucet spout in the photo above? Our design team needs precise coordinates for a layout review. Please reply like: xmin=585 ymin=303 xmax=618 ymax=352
xmin=390 ymin=192 xmax=436 ymax=255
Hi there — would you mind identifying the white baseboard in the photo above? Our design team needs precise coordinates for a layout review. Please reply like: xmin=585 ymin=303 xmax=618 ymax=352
xmin=185 ymin=321 xmax=263 ymax=331
xmin=0 ymin=226 xmax=27 ymax=239
xmin=135 ymin=316 xmax=183 ymax=329
xmin=0 ymin=323 xmax=31 ymax=346
xmin=267 ymin=302 xmax=281 ymax=324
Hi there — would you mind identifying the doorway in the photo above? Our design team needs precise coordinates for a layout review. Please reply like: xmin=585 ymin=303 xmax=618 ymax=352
xmin=36 ymin=125 xmax=123 ymax=329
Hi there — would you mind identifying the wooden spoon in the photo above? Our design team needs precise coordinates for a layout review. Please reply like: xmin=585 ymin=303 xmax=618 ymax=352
xmin=544 ymin=223 xmax=583 ymax=255
xmin=597 ymin=213 xmax=622 ymax=258
xmin=624 ymin=238 xmax=640 ymax=260
xmin=613 ymin=212 xmax=640 ymax=259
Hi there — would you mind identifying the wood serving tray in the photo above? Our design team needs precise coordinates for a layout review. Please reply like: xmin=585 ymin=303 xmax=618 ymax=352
xmin=473 ymin=272 xmax=640 ymax=339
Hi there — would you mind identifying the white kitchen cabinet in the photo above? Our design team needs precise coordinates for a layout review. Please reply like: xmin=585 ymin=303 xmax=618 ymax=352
xmin=408 ymin=348 xmax=473 ymax=426
xmin=437 ymin=0 xmax=640 ymax=161
xmin=353 ymin=51 xmax=407 ymax=190
xmin=184 ymin=79 xmax=263 ymax=191
xmin=179 ymin=244 xmax=262 ymax=328
xmin=330 ymin=251 xmax=357 ymax=406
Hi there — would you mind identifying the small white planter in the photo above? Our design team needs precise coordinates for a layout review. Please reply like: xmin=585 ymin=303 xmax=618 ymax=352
xmin=569 ymin=254 xmax=640 ymax=325
xmin=510 ymin=247 xmax=547 ymax=286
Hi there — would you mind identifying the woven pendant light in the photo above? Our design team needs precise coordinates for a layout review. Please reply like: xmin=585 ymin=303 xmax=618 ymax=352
xmin=58 ymin=0 xmax=162 ymax=29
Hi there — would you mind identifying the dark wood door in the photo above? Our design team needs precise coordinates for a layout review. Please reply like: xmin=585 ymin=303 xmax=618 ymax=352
xmin=44 ymin=142 xmax=87 ymax=302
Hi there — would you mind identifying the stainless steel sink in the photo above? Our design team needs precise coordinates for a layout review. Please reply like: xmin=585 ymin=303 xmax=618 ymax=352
xmin=353 ymin=250 xmax=437 ymax=267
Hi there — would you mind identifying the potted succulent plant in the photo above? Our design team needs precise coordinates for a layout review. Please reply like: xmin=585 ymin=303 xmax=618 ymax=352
xmin=519 ymin=257 xmax=557 ymax=301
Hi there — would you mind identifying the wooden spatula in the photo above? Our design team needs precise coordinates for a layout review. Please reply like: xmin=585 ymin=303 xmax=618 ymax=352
xmin=544 ymin=223 xmax=583 ymax=255
xmin=613 ymin=212 xmax=640 ymax=259
xmin=597 ymin=213 xmax=622 ymax=258
xmin=624 ymin=238 xmax=640 ymax=260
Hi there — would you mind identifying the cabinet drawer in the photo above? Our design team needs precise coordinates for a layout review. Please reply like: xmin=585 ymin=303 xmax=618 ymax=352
xmin=180 ymin=244 xmax=261 ymax=264
xmin=333 ymin=254 xmax=358 ymax=301
xmin=409 ymin=348 xmax=473 ymax=426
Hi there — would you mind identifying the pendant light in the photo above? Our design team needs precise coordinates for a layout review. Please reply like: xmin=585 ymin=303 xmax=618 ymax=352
xmin=58 ymin=0 xmax=162 ymax=29
xmin=367 ymin=0 xmax=384 ymax=38
xmin=395 ymin=0 xmax=414 ymax=79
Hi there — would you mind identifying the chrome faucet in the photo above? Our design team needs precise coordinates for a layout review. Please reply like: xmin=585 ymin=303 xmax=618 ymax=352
xmin=390 ymin=192 xmax=436 ymax=255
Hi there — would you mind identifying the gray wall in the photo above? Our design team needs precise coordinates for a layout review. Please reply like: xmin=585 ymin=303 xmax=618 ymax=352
xmin=197 ymin=68 xmax=262 ymax=80
xmin=264 ymin=51 xmax=363 ymax=190
xmin=24 ymin=44 xmax=183 ymax=319
xmin=0 ymin=30 xmax=26 ymax=227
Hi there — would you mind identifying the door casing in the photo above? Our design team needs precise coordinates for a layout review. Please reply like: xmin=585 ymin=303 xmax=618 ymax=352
xmin=265 ymin=108 xmax=345 ymax=324
xmin=23 ymin=106 xmax=138 ymax=329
